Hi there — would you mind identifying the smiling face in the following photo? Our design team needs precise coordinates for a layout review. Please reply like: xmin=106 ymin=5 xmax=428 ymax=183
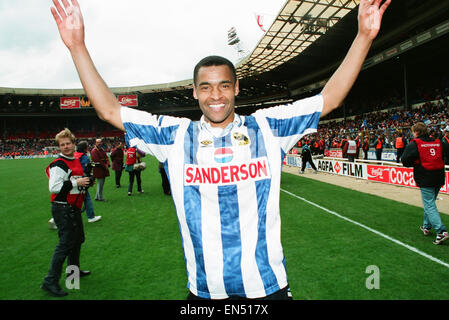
xmin=193 ymin=65 xmax=239 ymax=129
xmin=58 ymin=137 xmax=75 ymax=158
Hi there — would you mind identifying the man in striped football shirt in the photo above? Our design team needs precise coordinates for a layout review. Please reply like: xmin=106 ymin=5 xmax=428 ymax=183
xmin=50 ymin=0 xmax=391 ymax=299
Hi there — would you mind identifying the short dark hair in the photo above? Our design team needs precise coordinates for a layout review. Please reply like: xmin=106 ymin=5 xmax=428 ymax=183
xmin=77 ymin=140 xmax=89 ymax=153
xmin=193 ymin=55 xmax=236 ymax=86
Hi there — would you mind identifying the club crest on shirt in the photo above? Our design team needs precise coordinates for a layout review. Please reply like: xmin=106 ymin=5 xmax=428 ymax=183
xmin=232 ymin=132 xmax=250 ymax=146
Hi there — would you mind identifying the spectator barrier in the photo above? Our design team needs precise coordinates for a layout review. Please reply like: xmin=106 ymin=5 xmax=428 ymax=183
xmin=284 ymin=154 xmax=449 ymax=194
xmin=323 ymin=148 xmax=398 ymax=161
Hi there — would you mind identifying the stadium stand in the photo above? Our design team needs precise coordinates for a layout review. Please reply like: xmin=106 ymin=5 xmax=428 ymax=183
xmin=1 ymin=84 xmax=447 ymax=159
xmin=1 ymin=0 xmax=449 ymax=160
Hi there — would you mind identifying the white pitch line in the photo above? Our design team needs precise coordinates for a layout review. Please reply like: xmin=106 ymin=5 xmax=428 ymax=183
xmin=281 ymin=188 xmax=449 ymax=269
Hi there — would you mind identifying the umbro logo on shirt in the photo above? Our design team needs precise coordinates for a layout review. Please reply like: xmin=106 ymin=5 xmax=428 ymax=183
xmin=200 ymin=140 xmax=213 ymax=147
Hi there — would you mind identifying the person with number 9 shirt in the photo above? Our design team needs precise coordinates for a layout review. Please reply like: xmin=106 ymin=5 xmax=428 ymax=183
xmin=402 ymin=122 xmax=449 ymax=245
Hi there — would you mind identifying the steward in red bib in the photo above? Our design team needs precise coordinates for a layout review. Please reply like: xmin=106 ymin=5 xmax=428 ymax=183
xmin=375 ymin=138 xmax=383 ymax=149
xmin=412 ymin=138 xmax=444 ymax=171
xmin=372 ymin=134 xmax=384 ymax=161
xmin=402 ymin=127 xmax=446 ymax=188
xmin=395 ymin=137 xmax=405 ymax=149
xmin=395 ymin=133 xmax=407 ymax=163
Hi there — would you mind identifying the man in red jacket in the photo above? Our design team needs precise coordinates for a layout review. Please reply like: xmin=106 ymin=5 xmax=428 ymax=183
xmin=402 ymin=122 xmax=449 ymax=245
xmin=125 ymin=146 xmax=144 ymax=195
xmin=90 ymin=138 xmax=110 ymax=201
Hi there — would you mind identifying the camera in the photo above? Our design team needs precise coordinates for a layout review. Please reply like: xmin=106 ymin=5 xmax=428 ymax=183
xmin=83 ymin=162 xmax=96 ymax=187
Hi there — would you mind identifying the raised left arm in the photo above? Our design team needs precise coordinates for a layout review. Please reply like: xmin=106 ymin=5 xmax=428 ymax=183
xmin=320 ymin=0 xmax=391 ymax=118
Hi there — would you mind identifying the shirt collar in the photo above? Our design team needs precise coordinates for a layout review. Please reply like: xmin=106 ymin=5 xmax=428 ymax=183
xmin=200 ymin=113 xmax=242 ymax=137
xmin=59 ymin=153 xmax=75 ymax=160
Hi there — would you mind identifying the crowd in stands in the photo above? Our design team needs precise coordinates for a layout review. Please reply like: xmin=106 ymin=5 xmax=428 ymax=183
xmin=1 ymin=117 xmax=122 ymax=158
xmin=1 ymin=83 xmax=448 ymax=159
xmin=296 ymin=82 xmax=449 ymax=153
xmin=312 ymin=96 xmax=449 ymax=151
xmin=1 ymin=136 xmax=123 ymax=158
xmin=1 ymin=117 xmax=120 ymax=140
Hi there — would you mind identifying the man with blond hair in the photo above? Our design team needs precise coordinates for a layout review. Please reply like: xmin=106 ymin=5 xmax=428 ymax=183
xmin=41 ymin=128 xmax=92 ymax=297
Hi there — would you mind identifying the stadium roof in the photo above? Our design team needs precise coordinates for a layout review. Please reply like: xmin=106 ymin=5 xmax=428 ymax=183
xmin=2 ymin=0 xmax=449 ymax=118
xmin=241 ymin=0 xmax=449 ymax=97
xmin=236 ymin=0 xmax=359 ymax=79
xmin=0 ymin=79 xmax=193 ymax=96
xmin=0 ymin=0 xmax=360 ymax=97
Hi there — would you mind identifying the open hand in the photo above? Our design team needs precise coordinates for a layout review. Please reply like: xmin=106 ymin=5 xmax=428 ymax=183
xmin=358 ymin=0 xmax=391 ymax=40
xmin=50 ymin=0 xmax=85 ymax=50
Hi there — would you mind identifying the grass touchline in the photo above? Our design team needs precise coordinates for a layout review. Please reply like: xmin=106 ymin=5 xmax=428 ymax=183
xmin=281 ymin=187 xmax=449 ymax=270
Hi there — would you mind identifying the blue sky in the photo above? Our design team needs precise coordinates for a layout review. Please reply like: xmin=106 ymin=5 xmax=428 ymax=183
xmin=0 ymin=0 xmax=284 ymax=89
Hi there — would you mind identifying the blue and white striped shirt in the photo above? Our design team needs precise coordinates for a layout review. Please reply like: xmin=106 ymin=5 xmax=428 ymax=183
xmin=121 ymin=94 xmax=323 ymax=299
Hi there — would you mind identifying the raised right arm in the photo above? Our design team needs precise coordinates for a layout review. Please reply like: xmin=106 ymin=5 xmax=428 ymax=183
xmin=51 ymin=0 xmax=124 ymax=131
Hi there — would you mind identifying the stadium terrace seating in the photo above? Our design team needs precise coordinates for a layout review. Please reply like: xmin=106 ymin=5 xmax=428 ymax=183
xmin=1 ymin=83 xmax=448 ymax=159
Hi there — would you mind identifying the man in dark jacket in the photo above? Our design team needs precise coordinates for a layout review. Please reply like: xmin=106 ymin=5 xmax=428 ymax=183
xmin=300 ymin=141 xmax=318 ymax=174
xmin=442 ymin=127 xmax=449 ymax=165
xmin=340 ymin=136 xmax=349 ymax=159
xmin=91 ymin=138 xmax=110 ymax=201
xmin=110 ymin=141 xmax=124 ymax=188
xmin=402 ymin=122 xmax=449 ymax=245
xmin=362 ymin=136 xmax=370 ymax=160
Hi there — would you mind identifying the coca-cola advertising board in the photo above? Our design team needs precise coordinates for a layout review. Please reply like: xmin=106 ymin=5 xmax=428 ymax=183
xmin=366 ymin=165 xmax=393 ymax=184
xmin=117 ymin=95 xmax=138 ymax=107
xmin=366 ymin=164 xmax=449 ymax=194
xmin=60 ymin=97 xmax=80 ymax=109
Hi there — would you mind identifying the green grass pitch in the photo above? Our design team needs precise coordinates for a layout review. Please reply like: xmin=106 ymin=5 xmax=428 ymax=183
xmin=1 ymin=157 xmax=449 ymax=300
